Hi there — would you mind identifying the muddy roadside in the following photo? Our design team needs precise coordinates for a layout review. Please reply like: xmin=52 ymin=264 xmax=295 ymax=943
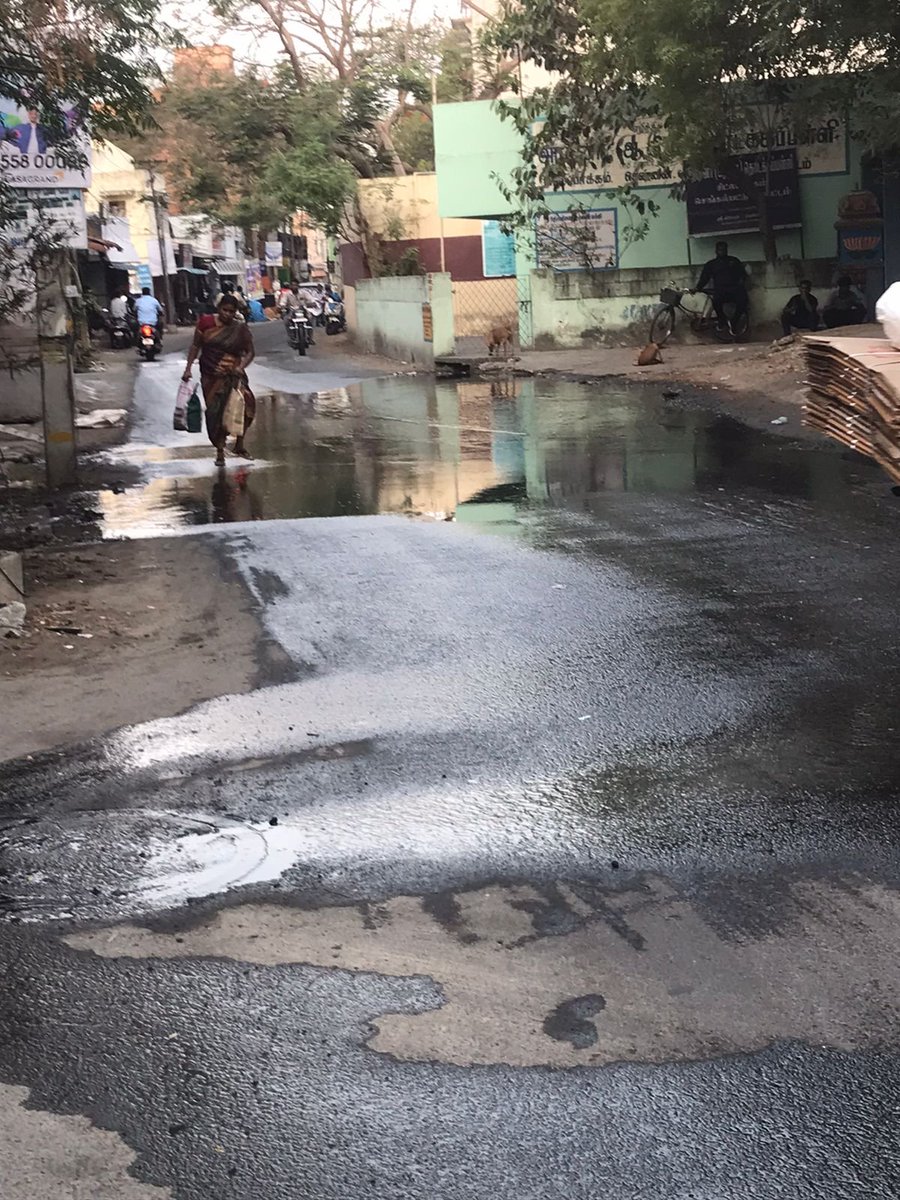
xmin=481 ymin=324 xmax=887 ymax=445
xmin=0 ymin=535 xmax=293 ymax=761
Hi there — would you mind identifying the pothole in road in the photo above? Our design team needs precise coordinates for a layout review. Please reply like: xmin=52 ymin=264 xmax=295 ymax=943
xmin=66 ymin=876 xmax=900 ymax=1069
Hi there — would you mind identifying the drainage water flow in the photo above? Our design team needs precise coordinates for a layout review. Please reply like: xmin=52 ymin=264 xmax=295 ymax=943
xmin=98 ymin=374 xmax=864 ymax=538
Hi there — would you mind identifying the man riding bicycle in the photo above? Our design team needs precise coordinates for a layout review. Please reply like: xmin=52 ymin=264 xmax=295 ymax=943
xmin=694 ymin=241 xmax=749 ymax=334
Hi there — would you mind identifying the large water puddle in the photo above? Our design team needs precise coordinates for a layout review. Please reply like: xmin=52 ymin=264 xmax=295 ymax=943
xmin=98 ymin=374 xmax=862 ymax=537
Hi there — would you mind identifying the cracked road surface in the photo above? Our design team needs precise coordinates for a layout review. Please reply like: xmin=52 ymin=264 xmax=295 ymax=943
xmin=3 ymin=337 xmax=900 ymax=1197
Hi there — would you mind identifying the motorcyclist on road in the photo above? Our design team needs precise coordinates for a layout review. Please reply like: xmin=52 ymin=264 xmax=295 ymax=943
xmin=135 ymin=287 xmax=164 ymax=341
xmin=279 ymin=280 xmax=303 ymax=320
xmin=280 ymin=279 xmax=316 ymax=346
xmin=109 ymin=290 xmax=129 ymax=321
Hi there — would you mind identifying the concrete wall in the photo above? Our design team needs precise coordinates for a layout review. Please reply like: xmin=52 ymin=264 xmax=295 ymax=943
xmin=353 ymin=273 xmax=455 ymax=364
xmin=343 ymin=285 xmax=357 ymax=336
xmin=358 ymin=174 xmax=483 ymax=242
xmin=436 ymin=99 xmax=862 ymax=264
xmin=435 ymin=101 xmax=524 ymax=221
xmin=528 ymin=259 xmax=836 ymax=346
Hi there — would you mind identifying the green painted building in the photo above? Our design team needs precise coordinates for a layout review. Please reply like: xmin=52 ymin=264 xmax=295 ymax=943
xmin=434 ymin=99 xmax=866 ymax=347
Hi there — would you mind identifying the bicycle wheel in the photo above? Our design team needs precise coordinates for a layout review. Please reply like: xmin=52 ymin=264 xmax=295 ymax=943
xmin=649 ymin=305 xmax=676 ymax=345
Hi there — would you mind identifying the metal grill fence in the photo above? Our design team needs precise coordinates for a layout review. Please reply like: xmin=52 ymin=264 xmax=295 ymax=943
xmin=452 ymin=276 xmax=519 ymax=356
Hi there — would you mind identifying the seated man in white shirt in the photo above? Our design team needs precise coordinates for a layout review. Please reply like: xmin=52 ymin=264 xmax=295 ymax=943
xmin=109 ymin=290 xmax=129 ymax=321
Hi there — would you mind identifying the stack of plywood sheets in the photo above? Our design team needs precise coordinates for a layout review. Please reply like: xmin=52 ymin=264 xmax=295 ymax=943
xmin=804 ymin=335 xmax=900 ymax=483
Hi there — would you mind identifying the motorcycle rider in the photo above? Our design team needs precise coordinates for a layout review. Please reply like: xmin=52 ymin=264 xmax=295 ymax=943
xmin=280 ymin=279 xmax=315 ymax=345
xmin=135 ymin=287 xmax=164 ymax=348
xmin=109 ymin=289 xmax=129 ymax=321
xmin=279 ymin=280 xmax=302 ymax=322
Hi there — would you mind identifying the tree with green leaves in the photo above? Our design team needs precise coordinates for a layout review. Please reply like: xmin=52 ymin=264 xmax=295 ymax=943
xmin=1 ymin=0 xmax=167 ymax=368
xmin=487 ymin=0 xmax=900 ymax=263
xmin=207 ymin=0 xmax=435 ymax=177
xmin=1 ymin=0 xmax=167 ymax=144
xmin=126 ymin=67 xmax=356 ymax=235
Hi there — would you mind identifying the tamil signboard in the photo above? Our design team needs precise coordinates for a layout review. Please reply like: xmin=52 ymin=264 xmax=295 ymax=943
xmin=4 ymin=188 xmax=87 ymax=249
xmin=537 ymin=128 xmax=680 ymax=194
xmin=0 ymin=100 xmax=91 ymax=188
xmin=536 ymin=209 xmax=618 ymax=271
xmin=685 ymin=150 xmax=801 ymax=236
xmin=726 ymin=112 xmax=847 ymax=176
xmin=482 ymin=220 xmax=516 ymax=278
xmin=536 ymin=111 xmax=847 ymax=195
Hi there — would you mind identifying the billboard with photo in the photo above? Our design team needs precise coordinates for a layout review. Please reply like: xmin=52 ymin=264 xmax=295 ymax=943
xmin=0 ymin=100 xmax=91 ymax=188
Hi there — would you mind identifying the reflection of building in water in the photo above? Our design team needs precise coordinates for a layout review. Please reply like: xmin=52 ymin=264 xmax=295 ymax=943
xmin=517 ymin=379 xmax=724 ymax=507
xmin=348 ymin=376 xmax=527 ymax=519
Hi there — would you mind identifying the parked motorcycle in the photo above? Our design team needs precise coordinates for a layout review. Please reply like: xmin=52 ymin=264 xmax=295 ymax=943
xmin=324 ymin=296 xmax=346 ymax=336
xmin=137 ymin=322 xmax=162 ymax=362
xmin=286 ymin=308 xmax=312 ymax=356
xmin=108 ymin=314 xmax=133 ymax=350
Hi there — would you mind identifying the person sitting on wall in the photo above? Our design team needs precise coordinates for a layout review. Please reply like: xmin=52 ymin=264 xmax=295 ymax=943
xmin=694 ymin=240 xmax=749 ymax=333
xmin=822 ymin=275 xmax=867 ymax=329
xmin=781 ymin=280 xmax=820 ymax=337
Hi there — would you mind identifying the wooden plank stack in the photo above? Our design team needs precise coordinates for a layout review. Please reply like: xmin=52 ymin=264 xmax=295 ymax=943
xmin=803 ymin=335 xmax=900 ymax=483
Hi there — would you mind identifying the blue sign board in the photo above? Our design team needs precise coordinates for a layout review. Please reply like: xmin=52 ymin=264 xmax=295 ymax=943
xmin=482 ymin=221 xmax=516 ymax=278
xmin=136 ymin=263 xmax=153 ymax=292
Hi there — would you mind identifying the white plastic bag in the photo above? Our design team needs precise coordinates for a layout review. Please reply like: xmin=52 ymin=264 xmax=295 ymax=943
xmin=173 ymin=378 xmax=193 ymax=431
xmin=223 ymin=386 xmax=245 ymax=436
xmin=875 ymin=282 xmax=900 ymax=349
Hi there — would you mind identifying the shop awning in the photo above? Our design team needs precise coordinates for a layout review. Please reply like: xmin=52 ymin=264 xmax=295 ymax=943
xmin=212 ymin=258 xmax=244 ymax=275
xmin=178 ymin=266 xmax=208 ymax=275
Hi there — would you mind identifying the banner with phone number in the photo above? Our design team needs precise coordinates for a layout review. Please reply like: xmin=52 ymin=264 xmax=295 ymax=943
xmin=0 ymin=99 xmax=91 ymax=188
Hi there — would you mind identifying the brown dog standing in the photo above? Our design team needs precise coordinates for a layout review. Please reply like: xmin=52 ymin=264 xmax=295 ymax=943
xmin=487 ymin=321 xmax=514 ymax=357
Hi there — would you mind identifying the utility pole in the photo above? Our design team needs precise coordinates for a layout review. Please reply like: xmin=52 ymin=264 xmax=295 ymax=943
xmin=36 ymin=250 xmax=77 ymax=487
xmin=146 ymin=163 xmax=175 ymax=325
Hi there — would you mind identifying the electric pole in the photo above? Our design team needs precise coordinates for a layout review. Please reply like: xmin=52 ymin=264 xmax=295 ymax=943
xmin=145 ymin=162 xmax=176 ymax=325
xmin=37 ymin=250 xmax=77 ymax=487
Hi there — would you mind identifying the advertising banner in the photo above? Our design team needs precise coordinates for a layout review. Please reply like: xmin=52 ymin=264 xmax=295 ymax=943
xmin=0 ymin=100 xmax=91 ymax=188
xmin=5 ymin=188 xmax=87 ymax=249
xmin=245 ymin=261 xmax=263 ymax=298
xmin=685 ymin=150 xmax=801 ymax=236
xmin=265 ymin=241 xmax=283 ymax=268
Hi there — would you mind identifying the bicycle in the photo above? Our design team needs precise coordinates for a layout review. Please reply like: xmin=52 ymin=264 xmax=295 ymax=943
xmin=649 ymin=283 xmax=750 ymax=345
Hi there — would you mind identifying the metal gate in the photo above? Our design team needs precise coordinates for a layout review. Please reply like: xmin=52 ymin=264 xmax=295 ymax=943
xmin=451 ymin=276 xmax=519 ymax=355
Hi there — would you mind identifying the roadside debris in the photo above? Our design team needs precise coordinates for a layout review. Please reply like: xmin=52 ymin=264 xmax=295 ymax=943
xmin=74 ymin=409 xmax=128 ymax=429
xmin=770 ymin=416 xmax=789 ymax=425
xmin=0 ymin=601 xmax=26 ymax=637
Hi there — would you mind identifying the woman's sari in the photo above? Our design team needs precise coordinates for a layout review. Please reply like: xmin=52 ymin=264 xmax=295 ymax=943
xmin=193 ymin=315 xmax=257 ymax=445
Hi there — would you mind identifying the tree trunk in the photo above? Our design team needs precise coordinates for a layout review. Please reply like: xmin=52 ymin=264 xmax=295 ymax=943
xmin=376 ymin=118 xmax=407 ymax=177
xmin=715 ymin=159 xmax=779 ymax=265
xmin=757 ymin=194 xmax=778 ymax=266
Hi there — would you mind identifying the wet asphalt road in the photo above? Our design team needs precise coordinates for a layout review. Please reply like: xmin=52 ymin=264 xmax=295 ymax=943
xmin=3 ymin=331 xmax=900 ymax=1197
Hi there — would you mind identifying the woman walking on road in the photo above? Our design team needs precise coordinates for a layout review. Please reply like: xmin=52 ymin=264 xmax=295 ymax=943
xmin=183 ymin=295 xmax=257 ymax=466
